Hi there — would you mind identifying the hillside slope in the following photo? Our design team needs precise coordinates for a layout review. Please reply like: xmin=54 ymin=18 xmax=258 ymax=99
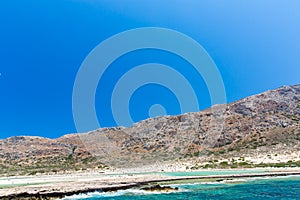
xmin=0 ymin=85 xmax=299 ymax=175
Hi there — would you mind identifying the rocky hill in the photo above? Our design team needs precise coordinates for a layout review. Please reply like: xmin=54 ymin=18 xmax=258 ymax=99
xmin=0 ymin=85 xmax=299 ymax=175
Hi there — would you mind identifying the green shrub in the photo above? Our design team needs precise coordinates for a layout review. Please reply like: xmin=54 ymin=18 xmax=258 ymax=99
xmin=220 ymin=161 xmax=229 ymax=167
xmin=29 ymin=171 xmax=37 ymax=175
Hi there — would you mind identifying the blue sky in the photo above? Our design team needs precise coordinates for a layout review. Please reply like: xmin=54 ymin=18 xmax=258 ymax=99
xmin=0 ymin=0 xmax=299 ymax=139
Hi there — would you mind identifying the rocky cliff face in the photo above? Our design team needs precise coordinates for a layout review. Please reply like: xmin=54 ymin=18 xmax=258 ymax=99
xmin=0 ymin=85 xmax=299 ymax=174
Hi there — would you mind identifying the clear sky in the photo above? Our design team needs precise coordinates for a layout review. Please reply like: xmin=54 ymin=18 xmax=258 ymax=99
xmin=0 ymin=0 xmax=299 ymax=139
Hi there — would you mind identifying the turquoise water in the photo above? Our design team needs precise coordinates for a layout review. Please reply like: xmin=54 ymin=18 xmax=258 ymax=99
xmin=63 ymin=176 xmax=300 ymax=200
xmin=162 ymin=169 xmax=267 ymax=177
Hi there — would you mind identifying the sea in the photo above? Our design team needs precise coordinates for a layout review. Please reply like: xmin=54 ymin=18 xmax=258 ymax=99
xmin=62 ymin=173 xmax=300 ymax=200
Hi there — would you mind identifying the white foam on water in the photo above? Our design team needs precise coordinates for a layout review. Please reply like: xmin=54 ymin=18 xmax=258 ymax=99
xmin=61 ymin=191 xmax=107 ymax=200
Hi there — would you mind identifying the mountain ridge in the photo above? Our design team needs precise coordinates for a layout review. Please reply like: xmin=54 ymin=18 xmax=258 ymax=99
xmin=3 ymin=84 xmax=299 ymax=140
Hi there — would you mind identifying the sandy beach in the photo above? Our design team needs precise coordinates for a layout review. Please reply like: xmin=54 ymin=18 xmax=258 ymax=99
xmin=1 ymin=167 xmax=300 ymax=199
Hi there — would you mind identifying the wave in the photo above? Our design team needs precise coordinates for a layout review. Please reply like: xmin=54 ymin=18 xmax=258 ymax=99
xmin=61 ymin=188 xmax=183 ymax=199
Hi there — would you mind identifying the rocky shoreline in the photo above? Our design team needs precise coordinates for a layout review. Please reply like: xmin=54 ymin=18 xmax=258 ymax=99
xmin=1 ymin=170 xmax=300 ymax=200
